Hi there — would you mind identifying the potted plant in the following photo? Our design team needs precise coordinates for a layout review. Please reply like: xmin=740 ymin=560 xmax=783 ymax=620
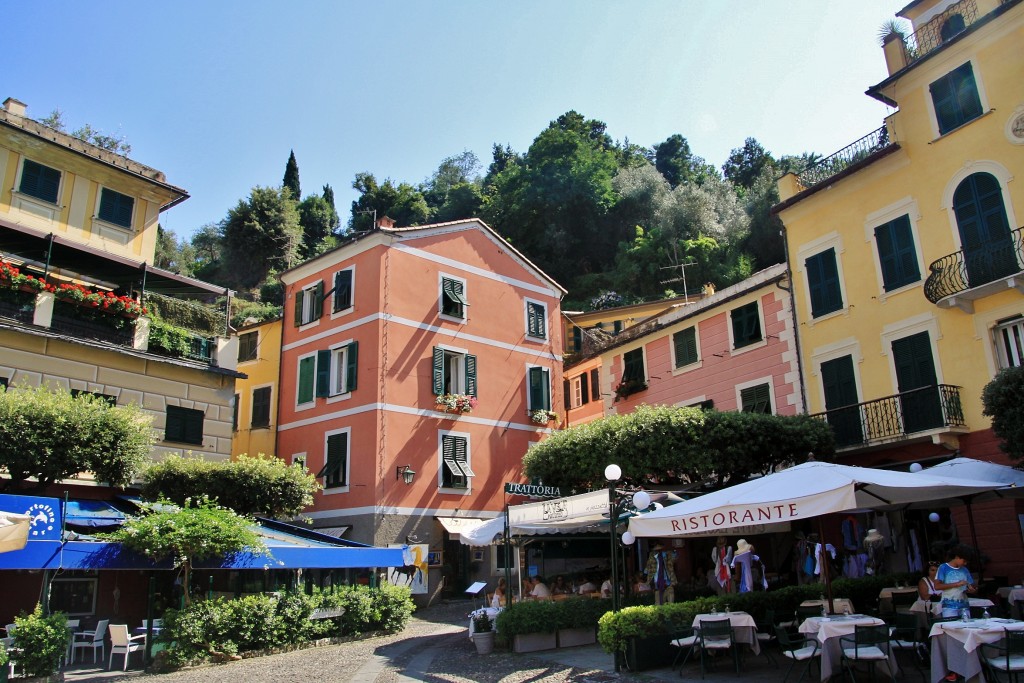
xmin=495 ymin=600 xmax=558 ymax=653
xmin=613 ymin=379 xmax=648 ymax=401
xmin=529 ymin=409 xmax=560 ymax=426
xmin=435 ymin=393 xmax=477 ymax=414
xmin=554 ymin=597 xmax=607 ymax=648
xmin=472 ymin=611 xmax=495 ymax=654
xmin=598 ymin=603 xmax=690 ymax=671
xmin=0 ymin=641 xmax=9 ymax=683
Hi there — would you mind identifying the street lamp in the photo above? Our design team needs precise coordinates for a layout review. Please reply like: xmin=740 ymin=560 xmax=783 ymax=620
xmin=604 ymin=464 xmax=622 ymax=615
xmin=395 ymin=465 xmax=416 ymax=485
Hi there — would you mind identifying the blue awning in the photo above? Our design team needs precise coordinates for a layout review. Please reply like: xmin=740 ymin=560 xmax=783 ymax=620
xmin=65 ymin=500 xmax=127 ymax=529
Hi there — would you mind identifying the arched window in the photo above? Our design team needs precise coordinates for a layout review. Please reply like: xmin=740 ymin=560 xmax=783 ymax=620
xmin=940 ymin=13 xmax=966 ymax=43
xmin=953 ymin=172 xmax=1015 ymax=286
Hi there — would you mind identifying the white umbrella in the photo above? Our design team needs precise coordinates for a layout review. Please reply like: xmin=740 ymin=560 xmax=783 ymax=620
xmin=923 ymin=457 xmax=1024 ymax=493
xmin=0 ymin=510 xmax=32 ymax=553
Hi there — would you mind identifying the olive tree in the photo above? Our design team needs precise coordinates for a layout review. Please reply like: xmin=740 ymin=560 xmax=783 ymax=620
xmin=0 ymin=384 xmax=153 ymax=491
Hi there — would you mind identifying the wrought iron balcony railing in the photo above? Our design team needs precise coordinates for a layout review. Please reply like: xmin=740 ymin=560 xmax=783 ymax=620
xmin=904 ymin=0 xmax=978 ymax=65
xmin=796 ymin=126 xmax=891 ymax=190
xmin=924 ymin=227 xmax=1024 ymax=303
xmin=810 ymin=384 xmax=966 ymax=449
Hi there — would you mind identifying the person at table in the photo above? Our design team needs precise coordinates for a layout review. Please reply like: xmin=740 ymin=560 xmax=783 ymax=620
xmin=918 ymin=561 xmax=941 ymax=602
xmin=934 ymin=545 xmax=977 ymax=617
xmin=491 ymin=577 xmax=507 ymax=608
xmin=633 ymin=573 xmax=651 ymax=593
xmin=551 ymin=575 xmax=569 ymax=595
xmin=600 ymin=575 xmax=614 ymax=598
xmin=530 ymin=575 xmax=551 ymax=599
xmin=577 ymin=575 xmax=598 ymax=594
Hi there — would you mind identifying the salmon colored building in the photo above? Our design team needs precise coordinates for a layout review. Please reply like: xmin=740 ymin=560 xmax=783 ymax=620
xmin=277 ymin=218 xmax=564 ymax=600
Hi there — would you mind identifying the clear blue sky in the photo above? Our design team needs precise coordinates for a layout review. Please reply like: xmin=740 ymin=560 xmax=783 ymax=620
xmin=7 ymin=1 xmax=900 ymax=240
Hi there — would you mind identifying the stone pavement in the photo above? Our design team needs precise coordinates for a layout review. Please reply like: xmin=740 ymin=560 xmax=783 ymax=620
xmin=59 ymin=600 xmax=810 ymax=683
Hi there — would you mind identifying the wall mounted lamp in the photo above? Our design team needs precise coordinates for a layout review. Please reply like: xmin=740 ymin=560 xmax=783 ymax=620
xmin=396 ymin=465 xmax=416 ymax=485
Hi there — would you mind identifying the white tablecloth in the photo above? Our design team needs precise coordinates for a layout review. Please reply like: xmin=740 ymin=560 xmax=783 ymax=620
xmin=800 ymin=615 xmax=896 ymax=682
xmin=928 ymin=618 xmax=1024 ymax=683
xmin=911 ymin=597 xmax=995 ymax=617
xmin=692 ymin=612 xmax=760 ymax=655
xmin=801 ymin=598 xmax=856 ymax=615
xmin=997 ymin=587 xmax=1024 ymax=619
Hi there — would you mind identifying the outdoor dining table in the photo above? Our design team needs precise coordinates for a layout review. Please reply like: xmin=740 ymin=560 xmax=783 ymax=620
xmin=799 ymin=614 xmax=897 ymax=682
xmin=691 ymin=611 xmax=760 ymax=655
xmin=929 ymin=617 xmax=1024 ymax=683
xmin=911 ymin=597 xmax=995 ymax=617
xmin=800 ymin=598 xmax=856 ymax=615
xmin=996 ymin=586 xmax=1024 ymax=619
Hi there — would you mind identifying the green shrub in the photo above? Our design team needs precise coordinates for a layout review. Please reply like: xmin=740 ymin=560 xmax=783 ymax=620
xmin=12 ymin=605 xmax=70 ymax=677
xmin=552 ymin=597 xmax=612 ymax=630
xmin=495 ymin=599 xmax=559 ymax=636
xmin=371 ymin=582 xmax=415 ymax=633
xmin=147 ymin=318 xmax=196 ymax=356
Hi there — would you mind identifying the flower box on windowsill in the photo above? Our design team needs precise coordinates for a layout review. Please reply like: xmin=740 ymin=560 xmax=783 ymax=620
xmin=529 ymin=409 xmax=560 ymax=426
xmin=435 ymin=394 xmax=477 ymax=415
xmin=614 ymin=380 xmax=648 ymax=401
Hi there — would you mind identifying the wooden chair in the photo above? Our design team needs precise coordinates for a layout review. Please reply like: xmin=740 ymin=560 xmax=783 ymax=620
xmin=107 ymin=624 xmax=145 ymax=671
xmin=72 ymin=619 xmax=108 ymax=664
xmin=980 ymin=630 xmax=1024 ymax=683
xmin=697 ymin=618 xmax=739 ymax=678
xmin=840 ymin=623 xmax=891 ymax=683
xmin=776 ymin=626 xmax=820 ymax=683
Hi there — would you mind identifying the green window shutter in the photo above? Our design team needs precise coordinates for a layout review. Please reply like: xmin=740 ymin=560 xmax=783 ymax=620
xmin=165 ymin=407 xmax=183 ymax=441
xmin=98 ymin=188 xmax=134 ymax=228
xmin=875 ymin=215 xmax=921 ymax=291
xmin=741 ymin=384 xmax=772 ymax=414
xmin=572 ymin=327 xmax=582 ymax=352
xmin=317 ymin=433 xmax=348 ymax=487
xmin=334 ymin=270 xmax=353 ymax=312
xmin=931 ymin=63 xmax=982 ymax=134
xmin=590 ymin=369 xmax=600 ymax=401
xmin=805 ymin=249 xmax=842 ymax=318
xmin=527 ymin=302 xmax=546 ymax=338
xmin=315 ymin=350 xmax=331 ymax=397
xmin=293 ymin=290 xmax=305 ymax=327
xmin=232 ymin=393 xmax=239 ymax=431
xmin=345 ymin=341 xmax=358 ymax=393
xmin=251 ymin=387 xmax=271 ymax=428
xmin=298 ymin=356 xmax=315 ymax=403
xmin=166 ymin=406 xmax=204 ymax=445
xmin=673 ymin=327 xmax=698 ymax=368
xmin=432 ymin=347 xmax=445 ymax=395
xmin=623 ymin=349 xmax=645 ymax=383
xmin=465 ymin=354 xmax=477 ymax=396
xmin=20 ymin=160 xmax=61 ymax=204
xmin=731 ymin=302 xmax=763 ymax=348
xmin=184 ymin=410 xmax=204 ymax=444
xmin=580 ymin=372 xmax=589 ymax=405
xmin=312 ymin=281 xmax=325 ymax=321
xmin=563 ymin=379 xmax=571 ymax=410
xmin=528 ymin=367 xmax=549 ymax=410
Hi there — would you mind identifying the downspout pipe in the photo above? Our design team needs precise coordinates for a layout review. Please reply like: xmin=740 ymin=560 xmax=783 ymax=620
xmin=776 ymin=225 xmax=808 ymax=414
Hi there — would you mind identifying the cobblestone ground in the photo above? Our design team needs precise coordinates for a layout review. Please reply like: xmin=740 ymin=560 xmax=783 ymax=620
xmin=65 ymin=601 xmax=664 ymax=683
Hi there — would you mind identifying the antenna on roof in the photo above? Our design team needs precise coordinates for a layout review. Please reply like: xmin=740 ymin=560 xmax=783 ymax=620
xmin=659 ymin=255 xmax=697 ymax=303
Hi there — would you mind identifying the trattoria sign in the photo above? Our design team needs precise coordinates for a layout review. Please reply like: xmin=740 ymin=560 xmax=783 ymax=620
xmin=504 ymin=482 xmax=561 ymax=498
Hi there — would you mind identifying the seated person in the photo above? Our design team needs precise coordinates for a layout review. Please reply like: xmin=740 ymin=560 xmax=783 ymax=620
xmin=919 ymin=561 xmax=941 ymax=602
xmin=491 ymin=577 xmax=507 ymax=608
xmin=633 ymin=573 xmax=652 ymax=593
xmin=551 ymin=575 xmax=569 ymax=595
xmin=577 ymin=575 xmax=598 ymax=594
xmin=530 ymin=575 xmax=551 ymax=599
xmin=600 ymin=576 xmax=614 ymax=598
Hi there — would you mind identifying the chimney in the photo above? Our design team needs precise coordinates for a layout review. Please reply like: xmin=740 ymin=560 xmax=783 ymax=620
xmin=376 ymin=215 xmax=396 ymax=230
xmin=3 ymin=98 xmax=27 ymax=117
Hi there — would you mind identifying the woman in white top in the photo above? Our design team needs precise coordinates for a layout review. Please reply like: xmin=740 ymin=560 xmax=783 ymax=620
xmin=491 ymin=577 xmax=507 ymax=608
xmin=918 ymin=561 xmax=941 ymax=601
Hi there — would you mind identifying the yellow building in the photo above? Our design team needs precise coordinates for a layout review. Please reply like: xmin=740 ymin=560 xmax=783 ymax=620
xmin=774 ymin=0 xmax=1023 ymax=574
xmin=231 ymin=317 xmax=281 ymax=459
xmin=0 ymin=97 xmax=242 ymax=476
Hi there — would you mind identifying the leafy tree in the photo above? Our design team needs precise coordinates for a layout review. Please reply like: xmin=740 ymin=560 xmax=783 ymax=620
xmin=38 ymin=107 xmax=131 ymax=155
xmin=482 ymin=143 xmax=520 ymax=190
xmin=154 ymin=224 xmax=196 ymax=276
xmin=982 ymin=366 xmax=1024 ymax=462
xmin=297 ymin=194 xmax=337 ymax=259
xmin=722 ymin=137 xmax=774 ymax=191
xmin=12 ymin=606 xmax=70 ymax=677
xmin=0 ymin=384 xmax=153 ymax=492
xmin=522 ymin=404 xmax=833 ymax=492
xmin=231 ymin=299 xmax=282 ymax=328
xmin=104 ymin=496 xmax=266 ymax=606
xmin=221 ymin=186 xmax=301 ymax=293
xmin=742 ymin=166 xmax=786 ymax=268
xmin=652 ymin=134 xmax=717 ymax=188
xmin=321 ymin=184 xmax=341 ymax=233
xmin=189 ymin=223 xmax=225 ymax=282
xmin=283 ymin=150 xmax=301 ymax=201
xmin=141 ymin=454 xmax=318 ymax=518
xmin=348 ymin=173 xmax=429 ymax=232
xmin=433 ymin=182 xmax=483 ymax=223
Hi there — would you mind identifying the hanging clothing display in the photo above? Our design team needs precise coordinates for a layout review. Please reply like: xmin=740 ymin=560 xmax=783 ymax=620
xmin=712 ymin=537 xmax=733 ymax=590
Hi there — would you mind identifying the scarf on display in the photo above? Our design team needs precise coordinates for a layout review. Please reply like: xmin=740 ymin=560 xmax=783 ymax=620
xmin=716 ymin=546 xmax=730 ymax=587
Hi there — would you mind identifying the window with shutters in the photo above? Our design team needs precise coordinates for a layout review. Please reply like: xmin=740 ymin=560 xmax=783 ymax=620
xmin=251 ymin=386 xmax=271 ymax=428
xmin=805 ymin=248 xmax=844 ymax=318
xmin=18 ymin=159 xmax=61 ymax=204
xmin=332 ymin=267 xmax=354 ymax=313
xmin=590 ymin=369 xmax=600 ymax=401
xmin=317 ymin=431 xmax=349 ymax=489
xmin=232 ymin=393 xmax=239 ymax=431
xmin=97 ymin=188 xmax=135 ymax=229
xmin=328 ymin=341 xmax=359 ymax=397
xmin=525 ymin=299 xmax=547 ymax=340
xmin=294 ymin=281 xmax=324 ymax=326
xmin=572 ymin=327 xmax=582 ymax=352
xmin=237 ymin=331 xmax=258 ymax=362
xmin=527 ymin=366 xmax=551 ymax=411
xmin=165 ymin=406 xmax=204 ymax=445
xmin=730 ymin=302 xmax=763 ymax=349
xmin=874 ymin=215 xmax=921 ymax=292
xmin=292 ymin=453 xmax=306 ymax=471
xmin=440 ymin=275 xmax=468 ymax=319
xmin=440 ymin=432 xmax=473 ymax=490
xmin=572 ymin=376 xmax=584 ymax=408
xmin=672 ymin=326 xmax=699 ymax=369
xmin=993 ymin=316 xmax=1024 ymax=369
xmin=296 ymin=353 xmax=317 ymax=407
xmin=432 ymin=346 xmax=477 ymax=398
xmin=738 ymin=382 xmax=773 ymax=414
xmin=622 ymin=349 xmax=645 ymax=383
xmin=930 ymin=62 xmax=983 ymax=136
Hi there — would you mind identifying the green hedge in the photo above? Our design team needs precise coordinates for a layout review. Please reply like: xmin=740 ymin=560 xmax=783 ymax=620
xmin=159 ymin=584 xmax=414 ymax=668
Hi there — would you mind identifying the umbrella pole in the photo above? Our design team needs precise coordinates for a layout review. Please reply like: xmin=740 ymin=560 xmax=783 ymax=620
xmin=963 ymin=499 xmax=984 ymax=582
xmin=817 ymin=517 xmax=834 ymax=613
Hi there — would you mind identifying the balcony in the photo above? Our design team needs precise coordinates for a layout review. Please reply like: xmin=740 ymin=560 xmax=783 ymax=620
xmin=904 ymin=0 xmax=978 ymax=66
xmin=810 ymin=384 xmax=967 ymax=450
xmin=923 ymin=227 xmax=1024 ymax=311
xmin=796 ymin=126 xmax=894 ymax=191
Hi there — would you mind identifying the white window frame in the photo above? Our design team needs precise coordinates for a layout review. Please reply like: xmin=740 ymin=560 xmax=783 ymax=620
xmin=726 ymin=298 xmax=768 ymax=355
xmin=669 ymin=323 xmax=703 ymax=375
xmin=12 ymin=156 xmax=63 ymax=221
xmin=320 ymin=427 xmax=351 ymax=495
xmin=863 ymin=197 xmax=926 ymax=301
xmin=439 ymin=273 xmax=468 ymax=322
xmin=992 ymin=316 xmax=1024 ymax=370
xmin=525 ymin=363 xmax=552 ymax=411
xmin=571 ymin=376 xmax=583 ymax=408
xmin=735 ymin=376 xmax=777 ymax=415
xmin=299 ymin=284 xmax=320 ymax=327
xmin=437 ymin=343 xmax=471 ymax=396
xmin=292 ymin=453 xmax=307 ymax=471
xmin=438 ymin=429 xmax=472 ymax=496
xmin=327 ymin=339 xmax=356 ymax=401
xmin=924 ymin=58 xmax=990 ymax=141
xmin=524 ymin=297 xmax=548 ymax=341
xmin=879 ymin=313 xmax=945 ymax=393
xmin=295 ymin=351 xmax=318 ymax=411
xmin=250 ymin=383 xmax=273 ymax=429
xmin=810 ymin=338 xmax=864 ymax=415
xmin=795 ymin=231 xmax=849 ymax=325
xmin=330 ymin=265 xmax=356 ymax=318
xmin=91 ymin=185 xmax=136 ymax=243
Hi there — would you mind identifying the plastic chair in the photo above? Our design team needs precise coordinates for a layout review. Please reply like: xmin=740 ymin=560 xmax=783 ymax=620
xmin=107 ymin=624 xmax=145 ymax=671
xmin=888 ymin=611 xmax=927 ymax=679
xmin=669 ymin=624 xmax=699 ymax=671
xmin=72 ymin=619 xmax=108 ymax=664
xmin=840 ymin=623 xmax=891 ymax=683
xmin=776 ymin=625 xmax=820 ymax=683
xmin=980 ymin=630 xmax=1024 ymax=683
xmin=697 ymin=618 xmax=739 ymax=678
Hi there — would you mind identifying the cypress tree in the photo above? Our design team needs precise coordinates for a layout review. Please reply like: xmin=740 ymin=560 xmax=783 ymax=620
xmin=283 ymin=150 xmax=301 ymax=200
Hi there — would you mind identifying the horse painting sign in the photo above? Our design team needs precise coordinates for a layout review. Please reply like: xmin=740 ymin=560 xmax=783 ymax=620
xmin=386 ymin=543 xmax=428 ymax=594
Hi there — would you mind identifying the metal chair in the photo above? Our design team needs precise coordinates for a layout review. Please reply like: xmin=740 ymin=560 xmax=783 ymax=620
xmin=892 ymin=590 xmax=918 ymax=614
xmin=107 ymin=624 xmax=145 ymax=671
xmin=980 ymin=630 xmax=1024 ymax=683
xmin=697 ymin=618 xmax=739 ymax=678
xmin=888 ymin=611 xmax=927 ymax=680
xmin=669 ymin=624 xmax=699 ymax=672
xmin=753 ymin=608 xmax=779 ymax=667
xmin=840 ymin=623 xmax=891 ymax=683
xmin=72 ymin=619 xmax=108 ymax=664
xmin=775 ymin=625 xmax=820 ymax=683
xmin=795 ymin=605 xmax=823 ymax=625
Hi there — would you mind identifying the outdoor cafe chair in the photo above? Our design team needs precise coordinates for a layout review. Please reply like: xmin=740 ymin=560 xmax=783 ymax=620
xmin=888 ymin=611 xmax=926 ymax=680
xmin=62 ymin=619 xmax=80 ymax=665
xmin=754 ymin=608 xmax=779 ymax=667
xmin=840 ymin=623 xmax=891 ymax=683
xmin=980 ymin=630 xmax=1024 ymax=683
xmin=697 ymin=618 xmax=739 ymax=678
xmin=775 ymin=625 xmax=820 ymax=683
xmin=795 ymin=605 xmax=823 ymax=624
xmin=669 ymin=624 xmax=699 ymax=672
xmin=107 ymin=624 xmax=145 ymax=671
xmin=72 ymin=619 xmax=108 ymax=664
